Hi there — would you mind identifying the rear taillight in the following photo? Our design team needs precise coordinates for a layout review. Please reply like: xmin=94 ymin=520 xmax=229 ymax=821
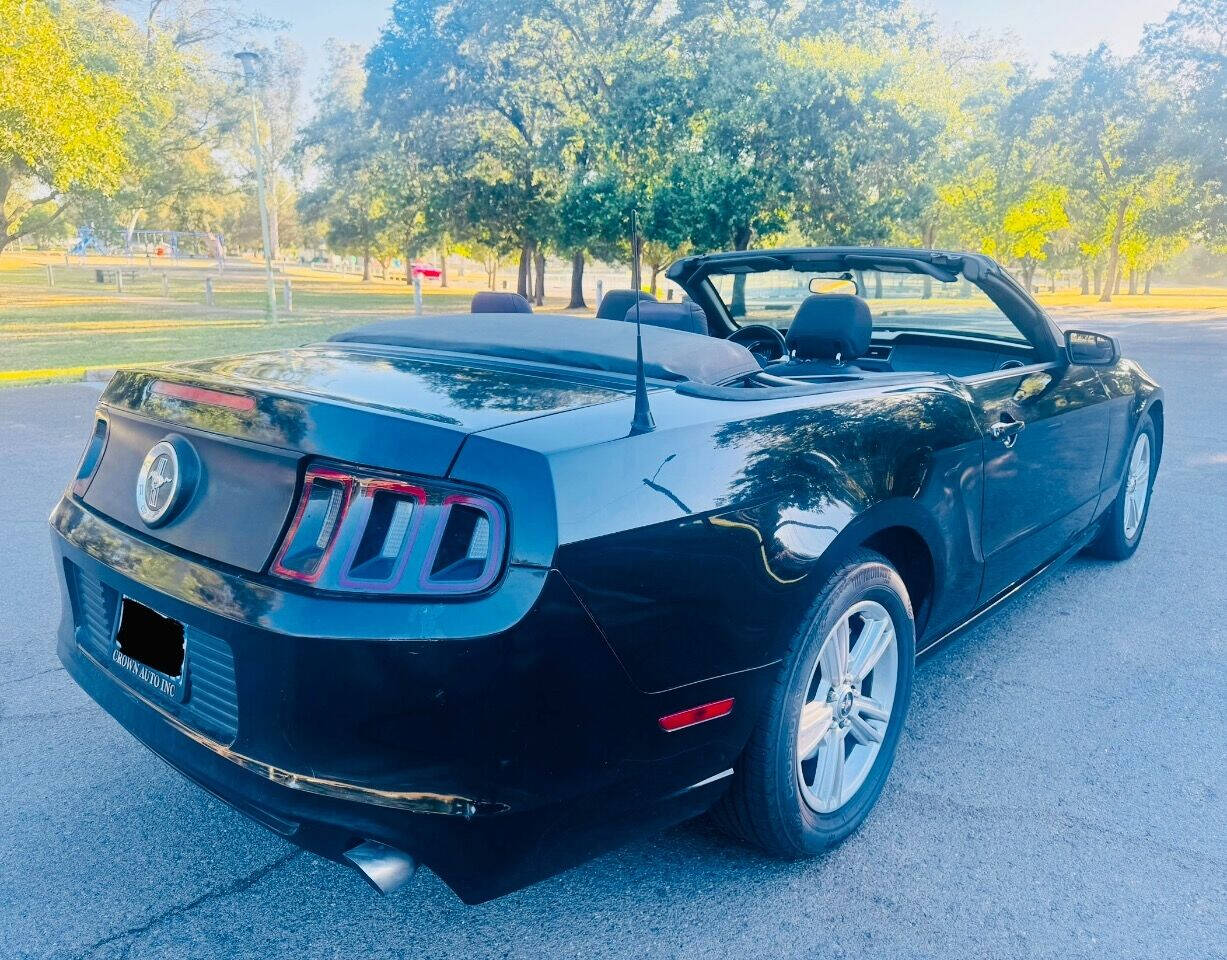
xmin=270 ymin=468 xmax=355 ymax=582
xmin=271 ymin=465 xmax=506 ymax=596
xmin=72 ymin=416 xmax=109 ymax=497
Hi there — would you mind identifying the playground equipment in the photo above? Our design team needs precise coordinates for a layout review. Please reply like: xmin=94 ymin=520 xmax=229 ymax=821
xmin=125 ymin=229 xmax=225 ymax=260
xmin=68 ymin=223 xmax=225 ymax=261
xmin=69 ymin=225 xmax=109 ymax=257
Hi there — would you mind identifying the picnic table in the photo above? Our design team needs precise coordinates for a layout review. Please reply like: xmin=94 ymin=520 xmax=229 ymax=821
xmin=95 ymin=268 xmax=140 ymax=284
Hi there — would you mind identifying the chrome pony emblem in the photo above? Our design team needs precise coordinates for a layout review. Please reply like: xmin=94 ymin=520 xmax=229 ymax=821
xmin=136 ymin=438 xmax=196 ymax=526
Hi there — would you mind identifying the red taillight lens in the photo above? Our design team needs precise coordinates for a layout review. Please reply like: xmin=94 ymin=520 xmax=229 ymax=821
xmin=419 ymin=494 xmax=506 ymax=594
xmin=338 ymin=479 xmax=427 ymax=590
xmin=270 ymin=468 xmax=355 ymax=582
xmin=271 ymin=465 xmax=506 ymax=596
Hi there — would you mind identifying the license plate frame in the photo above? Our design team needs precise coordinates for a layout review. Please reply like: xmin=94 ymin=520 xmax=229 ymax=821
xmin=111 ymin=597 xmax=187 ymax=703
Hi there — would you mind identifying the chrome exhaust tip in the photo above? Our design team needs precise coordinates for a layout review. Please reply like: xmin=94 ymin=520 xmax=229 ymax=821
xmin=343 ymin=840 xmax=417 ymax=894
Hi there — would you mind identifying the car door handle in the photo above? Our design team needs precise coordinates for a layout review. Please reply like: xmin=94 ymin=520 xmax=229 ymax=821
xmin=989 ymin=417 xmax=1025 ymax=447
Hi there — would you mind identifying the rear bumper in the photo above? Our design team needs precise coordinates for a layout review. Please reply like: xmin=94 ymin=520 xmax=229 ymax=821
xmin=51 ymin=496 xmax=759 ymax=902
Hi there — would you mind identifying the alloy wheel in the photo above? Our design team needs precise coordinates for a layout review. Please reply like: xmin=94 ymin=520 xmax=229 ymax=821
xmin=1123 ymin=433 xmax=1151 ymax=541
xmin=797 ymin=600 xmax=899 ymax=814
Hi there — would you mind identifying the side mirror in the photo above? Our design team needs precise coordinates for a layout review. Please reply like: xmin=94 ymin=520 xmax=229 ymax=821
xmin=1065 ymin=330 xmax=1119 ymax=366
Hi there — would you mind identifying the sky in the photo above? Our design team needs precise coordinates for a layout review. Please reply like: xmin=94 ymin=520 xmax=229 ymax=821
xmin=918 ymin=0 xmax=1178 ymax=60
xmin=252 ymin=0 xmax=1181 ymax=94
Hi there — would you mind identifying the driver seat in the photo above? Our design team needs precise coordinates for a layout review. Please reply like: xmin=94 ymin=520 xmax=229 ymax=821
xmin=781 ymin=294 xmax=872 ymax=374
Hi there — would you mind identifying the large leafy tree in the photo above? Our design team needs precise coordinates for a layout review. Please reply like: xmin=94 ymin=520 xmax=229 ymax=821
xmin=1048 ymin=47 xmax=1177 ymax=302
xmin=1142 ymin=0 xmax=1227 ymax=247
xmin=297 ymin=43 xmax=397 ymax=280
xmin=336 ymin=0 xmax=1221 ymax=303
xmin=366 ymin=0 xmax=578 ymax=299
xmin=0 ymin=0 xmax=152 ymax=252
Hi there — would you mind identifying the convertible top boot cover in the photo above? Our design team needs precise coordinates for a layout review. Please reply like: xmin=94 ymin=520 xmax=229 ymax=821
xmin=330 ymin=313 xmax=759 ymax=385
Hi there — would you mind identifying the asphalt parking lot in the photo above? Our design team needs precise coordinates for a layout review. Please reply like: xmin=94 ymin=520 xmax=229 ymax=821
xmin=1 ymin=311 xmax=1224 ymax=960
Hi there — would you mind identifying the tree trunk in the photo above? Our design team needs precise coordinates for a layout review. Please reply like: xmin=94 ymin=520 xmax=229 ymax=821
xmin=650 ymin=265 xmax=663 ymax=297
xmin=1021 ymin=261 xmax=1035 ymax=293
xmin=1080 ymin=262 xmax=1090 ymax=296
xmin=730 ymin=276 xmax=746 ymax=318
xmin=1127 ymin=268 xmax=1137 ymax=295
xmin=1093 ymin=265 xmax=1103 ymax=296
xmin=533 ymin=250 xmax=545 ymax=305
xmin=1049 ymin=268 xmax=1057 ymax=293
xmin=1144 ymin=269 xmax=1152 ymax=295
xmin=380 ymin=259 xmax=388 ymax=281
xmin=567 ymin=250 xmax=586 ymax=309
xmin=874 ymin=273 xmax=883 ymax=298
xmin=439 ymin=241 xmax=448 ymax=287
xmin=517 ymin=243 xmax=531 ymax=298
xmin=730 ymin=226 xmax=752 ymax=317
xmin=1099 ymin=201 xmax=1127 ymax=304
xmin=267 ymin=171 xmax=281 ymax=262
xmin=1114 ymin=272 xmax=1122 ymax=295
xmin=362 ymin=241 xmax=371 ymax=282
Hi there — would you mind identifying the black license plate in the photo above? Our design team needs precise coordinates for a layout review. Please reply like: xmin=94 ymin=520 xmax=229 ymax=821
xmin=112 ymin=597 xmax=187 ymax=702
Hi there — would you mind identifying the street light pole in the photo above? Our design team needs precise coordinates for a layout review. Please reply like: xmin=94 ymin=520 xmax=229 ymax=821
xmin=235 ymin=51 xmax=277 ymax=320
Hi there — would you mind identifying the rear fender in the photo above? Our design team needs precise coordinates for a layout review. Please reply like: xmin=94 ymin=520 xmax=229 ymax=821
xmin=556 ymin=385 xmax=983 ymax=691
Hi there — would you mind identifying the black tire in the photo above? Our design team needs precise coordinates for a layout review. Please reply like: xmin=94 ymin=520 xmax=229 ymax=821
xmin=1087 ymin=414 xmax=1157 ymax=561
xmin=710 ymin=548 xmax=915 ymax=856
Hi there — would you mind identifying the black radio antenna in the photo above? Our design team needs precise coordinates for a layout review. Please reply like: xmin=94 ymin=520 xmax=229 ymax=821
xmin=629 ymin=209 xmax=655 ymax=435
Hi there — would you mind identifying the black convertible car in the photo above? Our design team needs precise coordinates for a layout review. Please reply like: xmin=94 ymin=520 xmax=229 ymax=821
xmin=51 ymin=247 xmax=1162 ymax=903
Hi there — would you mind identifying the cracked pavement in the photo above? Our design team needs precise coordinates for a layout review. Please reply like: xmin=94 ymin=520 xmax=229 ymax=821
xmin=1 ymin=312 xmax=1224 ymax=959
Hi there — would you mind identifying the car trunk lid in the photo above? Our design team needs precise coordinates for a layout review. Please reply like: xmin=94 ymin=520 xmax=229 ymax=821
xmin=83 ymin=345 xmax=623 ymax=572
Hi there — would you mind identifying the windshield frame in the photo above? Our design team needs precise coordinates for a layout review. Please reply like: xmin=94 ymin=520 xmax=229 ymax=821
xmin=670 ymin=248 xmax=1060 ymax=360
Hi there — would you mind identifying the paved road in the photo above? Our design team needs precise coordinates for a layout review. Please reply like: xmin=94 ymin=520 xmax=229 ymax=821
xmin=2 ymin=313 xmax=1224 ymax=960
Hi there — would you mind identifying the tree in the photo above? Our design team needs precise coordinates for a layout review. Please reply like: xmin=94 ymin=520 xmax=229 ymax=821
xmin=998 ymin=182 xmax=1071 ymax=291
xmin=1049 ymin=48 xmax=1173 ymax=302
xmin=1142 ymin=0 xmax=1227 ymax=247
xmin=1118 ymin=162 xmax=1197 ymax=292
xmin=0 ymin=0 xmax=151 ymax=251
xmin=45 ymin=0 xmax=286 ymax=258
xmin=297 ymin=43 xmax=392 ymax=280
xmin=225 ymin=37 xmax=306 ymax=258
xmin=366 ymin=0 xmax=577 ymax=299
xmin=935 ymin=69 xmax=1068 ymax=282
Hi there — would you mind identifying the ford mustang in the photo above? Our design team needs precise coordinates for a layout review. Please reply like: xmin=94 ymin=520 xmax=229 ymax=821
xmin=50 ymin=247 xmax=1162 ymax=903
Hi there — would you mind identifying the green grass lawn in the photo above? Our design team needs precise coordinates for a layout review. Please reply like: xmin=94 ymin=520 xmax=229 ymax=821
xmin=4 ymin=251 xmax=1226 ymax=386
xmin=0 ymin=253 xmax=576 ymax=384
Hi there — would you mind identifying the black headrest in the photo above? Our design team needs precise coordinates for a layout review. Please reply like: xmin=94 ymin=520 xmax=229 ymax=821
xmin=471 ymin=291 xmax=533 ymax=314
xmin=596 ymin=289 xmax=656 ymax=320
xmin=622 ymin=301 xmax=708 ymax=335
xmin=786 ymin=294 xmax=872 ymax=360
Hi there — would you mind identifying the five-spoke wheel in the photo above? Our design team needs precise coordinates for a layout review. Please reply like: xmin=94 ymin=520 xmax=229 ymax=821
xmin=1122 ymin=432 xmax=1151 ymax=541
xmin=797 ymin=600 xmax=898 ymax=813
xmin=711 ymin=549 xmax=914 ymax=855
xmin=1089 ymin=414 xmax=1157 ymax=560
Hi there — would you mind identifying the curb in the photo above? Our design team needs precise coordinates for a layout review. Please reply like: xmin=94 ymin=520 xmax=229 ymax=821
xmin=0 ymin=366 xmax=119 ymax=387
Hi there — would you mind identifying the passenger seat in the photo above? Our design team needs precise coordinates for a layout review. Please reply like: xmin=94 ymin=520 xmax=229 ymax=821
xmin=778 ymin=294 xmax=872 ymax=375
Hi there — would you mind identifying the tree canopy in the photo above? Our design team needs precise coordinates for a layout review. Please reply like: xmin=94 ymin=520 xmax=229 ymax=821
xmin=3 ymin=0 xmax=1225 ymax=301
